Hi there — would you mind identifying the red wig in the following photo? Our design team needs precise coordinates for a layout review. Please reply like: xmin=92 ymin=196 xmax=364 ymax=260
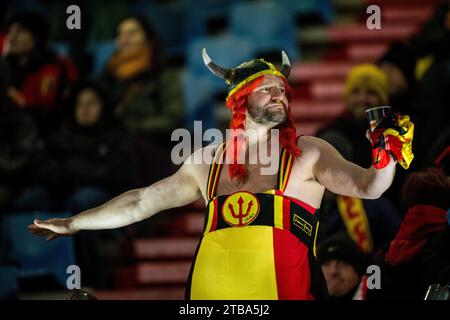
xmin=225 ymin=75 xmax=301 ymax=181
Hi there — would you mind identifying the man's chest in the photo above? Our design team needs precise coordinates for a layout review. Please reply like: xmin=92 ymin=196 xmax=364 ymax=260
xmin=216 ymin=166 xmax=279 ymax=196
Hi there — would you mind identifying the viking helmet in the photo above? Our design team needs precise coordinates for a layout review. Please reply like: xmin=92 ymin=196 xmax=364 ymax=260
xmin=202 ymin=48 xmax=291 ymax=100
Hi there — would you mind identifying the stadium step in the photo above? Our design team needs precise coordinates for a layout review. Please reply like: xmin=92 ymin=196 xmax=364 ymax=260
xmin=132 ymin=238 xmax=199 ymax=260
xmin=291 ymin=99 xmax=345 ymax=121
xmin=92 ymin=287 xmax=185 ymax=300
xmin=382 ymin=5 xmax=435 ymax=24
xmin=327 ymin=23 xmax=419 ymax=43
xmin=291 ymin=61 xmax=352 ymax=82
xmin=346 ymin=43 xmax=388 ymax=62
xmin=116 ymin=261 xmax=192 ymax=287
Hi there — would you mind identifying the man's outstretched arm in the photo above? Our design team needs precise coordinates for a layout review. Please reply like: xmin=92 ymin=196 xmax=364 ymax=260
xmin=28 ymin=160 xmax=202 ymax=240
xmin=308 ymin=136 xmax=396 ymax=199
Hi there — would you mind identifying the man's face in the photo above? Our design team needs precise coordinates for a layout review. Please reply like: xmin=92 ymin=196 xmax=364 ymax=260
xmin=5 ymin=23 xmax=35 ymax=56
xmin=345 ymin=86 xmax=383 ymax=122
xmin=116 ymin=18 xmax=149 ymax=54
xmin=247 ymin=75 xmax=288 ymax=126
xmin=321 ymin=260 xmax=360 ymax=297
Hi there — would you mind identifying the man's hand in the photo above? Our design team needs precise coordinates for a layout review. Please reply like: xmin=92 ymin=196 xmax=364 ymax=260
xmin=369 ymin=113 xmax=414 ymax=169
xmin=28 ymin=218 xmax=78 ymax=241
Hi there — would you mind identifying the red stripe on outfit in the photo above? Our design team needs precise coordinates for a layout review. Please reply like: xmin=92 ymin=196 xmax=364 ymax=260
xmin=286 ymin=196 xmax=317 ymax=215
xmin=273 ymin=228 xmax=314 ymax=300
xmin=210 ymin=198 xmax=219 ymax=232
xmin=282 ymin=198 xmax=291 ymax=230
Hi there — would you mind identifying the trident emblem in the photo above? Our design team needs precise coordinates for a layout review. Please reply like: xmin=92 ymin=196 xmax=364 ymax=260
xmin=222 ymin=192 xmax=260 ymax=227
xmin=228 ymin=196 xmax=254 ymax=226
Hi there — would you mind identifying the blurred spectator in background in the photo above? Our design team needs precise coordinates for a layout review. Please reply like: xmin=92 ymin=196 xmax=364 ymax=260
xmin=100 ymin=15 xmax=184 ymax=145
xmin=36 ymin=79 xmax=137 ymax=287
xmin=317 ymin=64 xmax=389 ymax=169
xmin=0 ymin=103 xmax=48 ymax=213
xmin=42 ymin=79 xmax=136 ymax=212
xmin=369 ymin=167 xmax=450 ymax=300
xmin=1 ymin=10 xmax=78 ymax=138
xmin=408 ymin=3 xmax=450 ymax=168
xmin=378 ymin=41 xmax=417 ymax=115
xmin=100 ymin=15 xmax=184 ymax=189
xmin=317 ymin=232 xmax=370 ymax=300
xmin=317 ymin=190 xmax=401 ymax=255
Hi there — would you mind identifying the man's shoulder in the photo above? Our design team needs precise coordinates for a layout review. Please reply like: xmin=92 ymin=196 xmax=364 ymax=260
xmin=297 ymin=135 xmax=341 ymax=163
xmin=297 ymin=135 xmax=327 ymax=152
xmin=183 ymin=144 xmax=220 ymax=167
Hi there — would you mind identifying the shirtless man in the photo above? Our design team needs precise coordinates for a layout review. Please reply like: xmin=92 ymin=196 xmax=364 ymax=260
xmin=29 ymin=50 xmax=413 ymax=300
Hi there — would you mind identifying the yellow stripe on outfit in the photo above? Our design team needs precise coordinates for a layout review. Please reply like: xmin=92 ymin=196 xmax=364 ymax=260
xmin=281 ymin=153 xmax=293 ymax=192
xmin=274 ymin=195 xmax=284 ymax=229
xmin=211 ymin=145 xmax=225 ymax=198
xmin=207 ymin=144 xmax=226 ymax=200
xmin=278 ymin=150 xmax=287 ymax=189
xmin=203 ymin=201 xmax=215 ymax=235
xmin=313 ymin=222 xmax=320 ymax=257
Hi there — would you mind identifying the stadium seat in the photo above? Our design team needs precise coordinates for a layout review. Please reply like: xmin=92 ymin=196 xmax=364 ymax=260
xmin=229 ymin=1 xmax=300 ymax=61
xmin=279 ymin=0 xmax=335 ymax=23
xmin=0 ymin=266 xmax=19 ymax=299
xmin=89 ymin=40 xmax=116 ymax=76
xmin=186 ymin=34 xmax=255 ymax=89
xmin=144 ymin=0 xmax=189 ymax=57
xmin=183 ymin=34 xmax=256 ymax=130
xmin=183 ymin=0 xmax=236 ymax=41
xmin=50 ymin=42 xmax=70 ymax=57
xmin=2 ymin=212 xmax=76 ymax=289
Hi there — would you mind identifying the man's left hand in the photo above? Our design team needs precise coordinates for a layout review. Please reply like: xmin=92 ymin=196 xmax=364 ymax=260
xmin=369 ymin=113 xmax=414 ymax=169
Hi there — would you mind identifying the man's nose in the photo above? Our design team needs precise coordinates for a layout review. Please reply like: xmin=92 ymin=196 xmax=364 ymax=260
xmin=329 ymin=260 xmax=341 ymax=274
xmin=270 ymin=87 xmax=284 ymax=100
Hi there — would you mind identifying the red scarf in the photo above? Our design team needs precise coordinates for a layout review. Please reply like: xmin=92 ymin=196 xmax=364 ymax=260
xmin=385 ymin=205 xmax=447 ymax=266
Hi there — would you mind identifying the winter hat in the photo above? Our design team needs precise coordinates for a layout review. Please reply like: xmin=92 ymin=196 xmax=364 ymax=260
xmin=317 ymin=232 xmax=369 ymax=276
xmin=344 ymin=64 xmax=389 ymax=105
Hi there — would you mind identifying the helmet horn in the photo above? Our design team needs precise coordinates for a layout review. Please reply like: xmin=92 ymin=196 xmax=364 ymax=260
xmin=202 ymin=48 xmax=233 ymax=83
xmin=280 ymin=51 xmax=291 ymax=78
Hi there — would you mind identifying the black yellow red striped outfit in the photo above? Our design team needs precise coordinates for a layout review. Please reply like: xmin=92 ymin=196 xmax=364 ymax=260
xmin=186 ymin=143 xmax=328 ymax=299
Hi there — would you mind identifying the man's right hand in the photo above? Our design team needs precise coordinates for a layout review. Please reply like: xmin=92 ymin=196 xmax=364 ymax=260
xmin=28 ymin=218 xmax=78 ymax=241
